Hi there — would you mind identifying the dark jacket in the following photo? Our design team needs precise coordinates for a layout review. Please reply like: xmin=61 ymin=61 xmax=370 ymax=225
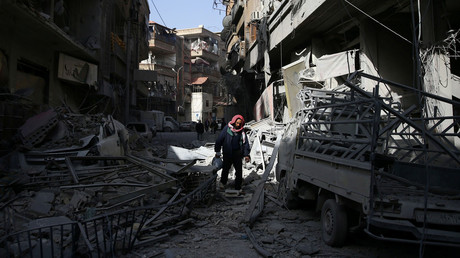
xmin=215 ymin=125 xmax=250 ymax=157
xmin=195 ymin=122 xmax=204 ymax=134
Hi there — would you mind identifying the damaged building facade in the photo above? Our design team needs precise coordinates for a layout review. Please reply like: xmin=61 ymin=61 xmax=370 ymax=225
xmin=221 ymin=0 xmax=460 ymax=128
xmin=138 ymin=22 xmax=183 ymax=117
xmin=0 ymin=0 xmax=151 ymax=149
xmin=176 ymin=26 xmax=227 ymax=123
xmin=138 ymin=23 xmax=227 ymax=123
xmin=218 ymin=0 xmax=460 ymax=248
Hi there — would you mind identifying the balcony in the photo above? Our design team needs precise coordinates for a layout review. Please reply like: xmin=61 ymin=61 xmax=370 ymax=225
xmin=139 ymin=63 xmax=175 ymax=77
xmin=149 ymin=38 xmax=176 ymax=54
xmin=191 ymin=49 xmax=219 ymax=62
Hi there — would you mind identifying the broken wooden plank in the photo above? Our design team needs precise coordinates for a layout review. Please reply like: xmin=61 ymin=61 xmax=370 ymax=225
xmin=143 ymin=188 xmax=182 ymax=227
xmin=96 ymin=194 xmax=146 ymax=211
xmin=65 ymin=156 xmax=79 ymax=184
xmin=106 ymin=180 xmax=176 ymax=205
xmin=243 ymin=134 xmax=281 ymax=226
xmin=60 ymin=183 xmax=152 ymax=189
xmin=244 ymin=225 xmax=272 ymax=258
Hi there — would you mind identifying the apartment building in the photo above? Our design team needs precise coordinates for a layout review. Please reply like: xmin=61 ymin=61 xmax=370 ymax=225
xmin=221 ymin=0 xmax=460 ymax=125
xmin=0 ymin=0 xmax=150 ymax=139
xmin=176 ymin=26 xmax=224 ymax=123
xmin=138 ymin=22 xmax=184 ymax=117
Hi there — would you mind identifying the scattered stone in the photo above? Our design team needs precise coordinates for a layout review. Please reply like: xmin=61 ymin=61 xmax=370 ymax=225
xmin=260 ymin=235 xmax=274 ymax=244
xmin=194 ymin=220 xmax=209 ymax=227
xmin=164 ymin=249 xmax=175 ymax=258
xmin=291 ymin=232 xmax=305 ymax=242
xmin=296 ymin=243 xmax=320 ymax=255
xmin=266 ymin=221 xmax=285 ymax=234
xmin=29 ymin=190 xmax=55 ymax=216
xmin=279 ymin=210 xmax=300 ymax=220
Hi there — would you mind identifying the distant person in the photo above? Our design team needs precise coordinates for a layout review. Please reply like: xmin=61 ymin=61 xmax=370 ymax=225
xmin=204 ymin=119 xmax=209 ymax=132
xmin=215 ymin=114 xmax=251 ymax=191
xmin=210 ymin=119 xmax=217 ymax=134
xmin=220 ymin=118 xmax=226 ymax=131
xmin=195 ymin=120 xmax=204 ymax=140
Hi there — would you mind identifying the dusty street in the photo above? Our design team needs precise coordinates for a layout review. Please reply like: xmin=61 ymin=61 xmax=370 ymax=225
xmin=127 ymin=131 xmax=458 ymax=258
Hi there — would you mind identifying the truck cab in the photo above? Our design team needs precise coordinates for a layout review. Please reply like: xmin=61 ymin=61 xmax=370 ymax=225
xmin=163 ymin=116 xmax=180 ymax=132
xmin=276 ymin=75 xmax=460 ymax=248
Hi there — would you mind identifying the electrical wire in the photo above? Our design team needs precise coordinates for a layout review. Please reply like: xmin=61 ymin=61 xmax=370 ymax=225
xmin=409 ymin=0 xmax=429 ymax=256
xmin=150 ymin=0 xmax=167 ymax=27
xmin=343 ymin=0 xmax=412 ymax=45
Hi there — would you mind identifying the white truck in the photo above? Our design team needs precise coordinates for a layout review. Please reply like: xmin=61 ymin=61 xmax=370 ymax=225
xmin=276 ymin=72 xmax=460 ymax=247
xmin=137 ymin=110 xmax=179 ymax=132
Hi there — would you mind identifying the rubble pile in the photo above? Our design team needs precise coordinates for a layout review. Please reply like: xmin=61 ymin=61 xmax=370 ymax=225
xmin=0 ymin=109 xmax=224 ymax=257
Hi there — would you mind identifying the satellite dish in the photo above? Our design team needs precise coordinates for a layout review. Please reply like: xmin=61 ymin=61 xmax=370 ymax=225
xmin=222 ymin=15 xmax=232 ymax=28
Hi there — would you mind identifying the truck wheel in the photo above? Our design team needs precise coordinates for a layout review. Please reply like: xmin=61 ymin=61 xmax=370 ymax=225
xmin=164 ymin=127 xmax=171 ymax=132
xmin=277 ymin=177 xmax=299 ymax=209
xmin=321 ymin=199 xmax=348 ymax=247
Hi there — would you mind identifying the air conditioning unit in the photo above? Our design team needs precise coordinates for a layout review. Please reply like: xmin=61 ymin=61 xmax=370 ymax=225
xmin=251 ymin=11 xmax=261 ymax=21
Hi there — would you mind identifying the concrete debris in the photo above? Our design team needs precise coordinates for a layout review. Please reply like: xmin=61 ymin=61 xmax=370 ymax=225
xmin=167 ymin=145 xmax=209 ymax=160
xmin=1 ymin=113 xmax=426 ymax=257
xmin=296 ymin=243 xmax=320 ymax=255
xmin=29 ymin=190 xmax=55 ymax=216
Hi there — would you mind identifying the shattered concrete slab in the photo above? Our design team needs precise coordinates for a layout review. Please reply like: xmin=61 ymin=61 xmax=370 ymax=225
xmin=167 ymin=145 xmax=208 ymax=160
xmin=29 ymin=190 xmax=55 ymax=216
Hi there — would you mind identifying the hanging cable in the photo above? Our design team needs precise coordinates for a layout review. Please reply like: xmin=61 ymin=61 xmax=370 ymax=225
xmin=150 ymin=0 xmax=167 ymax=27
xmin=343 ymin=0 xmax=412 ymax=45
xmin=417 ymin=0 xmax=422 ymax=41
xmin=409 ymin=0 xmax=429 ymax=257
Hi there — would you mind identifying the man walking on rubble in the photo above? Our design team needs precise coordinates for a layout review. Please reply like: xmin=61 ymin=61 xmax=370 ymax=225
xmin=214 ymin=114 xmax=251 ymax=191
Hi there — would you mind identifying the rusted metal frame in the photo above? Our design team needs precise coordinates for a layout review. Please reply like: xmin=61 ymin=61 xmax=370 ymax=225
xmin=364 ymin=228 xmax=460 ymax=248
xmin=346 ymin=72 xmax=460 ymax=166
xmin=78 ymin=173 xmax=214 ymax=254
xmin=76 ymin=169 xmax=130 ymax=183
xmin=135 ymin=218 xmax=194 ymax=248
xmin=125 ymin=156 xmax=177 ymax=181
xmin=367 ymin=86 xmax=382 ymax=230
xmin=142 ymin=188 xmax=182 ymax=227
xmin=181 ymin=173 xmax=217 ymax=205
xmin=133 ymin=234 xmax=169 ymax=248
xmin=356 ymin=71 xmax=460 ymax=106
xmin=244 ymin=135 xmax=281 ymax=226
xmin=299 ymin=132 xmax=371 ymax=161
xmin=60 ymin=183 xmax=152 ymax=189
xmin=81 ymin=206 xmax=170 ymax=254
xmin=126 ymin=210 xmax=138 ymax=251
xmin=378 ymin=105 xmax=417 ymax=139
xmin=76 ymin=165 xmax=138 ymax=180
xmin=174 ymin=159 xmax=197 ymax=174
xmin=1 ymin=221 xmax=81 ymax=258
xmin=65 ymin=156 xmax=79 ymax=184
xmin=304 ymin=118 xmax=375 ymax=126
xmin=96 ymin=194 xmax=147 ymax=212
xmin=106 ymin=180 xmax=176 ymax=205
xmin=141 ymin=214 xmax=183 ymax=232
xmin=104 ymin=168 xmax=149 ymax=181
xmin=142 ymin=155 xmax=196 ymax=164
xmin=129 ymin=154 xmax=197 ymax=174
xmin=244 ymin=226 xmax=272 ymax=258
xmin=77 ymin=222 xmax=94 ymax=252
xmin=24 ymin=170 xmax=73 ymax=186
xmin=76 ymin=163 xmax=134 ymax=172
xmin=343 ymin=142 xmax=370 ymax=161
xmin=300 ymin=134 xmax=371 ymax=144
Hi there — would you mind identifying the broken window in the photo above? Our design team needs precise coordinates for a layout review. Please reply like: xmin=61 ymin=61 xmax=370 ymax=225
xmin=16 ymin=59 xmax=49 ymax=105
